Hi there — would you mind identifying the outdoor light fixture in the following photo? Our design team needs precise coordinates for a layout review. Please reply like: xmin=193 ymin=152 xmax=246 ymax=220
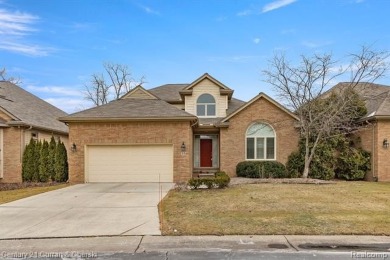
xmin=181 ymin=142 xmax=186 ymax=153
xmin=383 ymin=139 xmax=389 ymax=149
xmin=71 ymin=143 xmax=77 ymax=152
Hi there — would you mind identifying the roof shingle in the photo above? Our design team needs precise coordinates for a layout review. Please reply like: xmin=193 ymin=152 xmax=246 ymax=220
xmin=60 ymin=98 xmax=196 ymax=121
xmin=0 ymin=81 xmax=68 ymax=133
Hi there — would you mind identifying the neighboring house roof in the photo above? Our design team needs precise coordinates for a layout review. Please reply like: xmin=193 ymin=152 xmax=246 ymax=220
xmin=59 ymin=98 xmax=197 ymax=122
xmin=332 ymin=82 xmax=390 ymax=120
xmin=0 ymin=81 xmax=68 ymax=134
xmin=221 ymin=92 xmax=299 ymax=123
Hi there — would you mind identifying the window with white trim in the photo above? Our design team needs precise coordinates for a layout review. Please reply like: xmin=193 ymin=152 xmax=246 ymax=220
xmin=196 ymin=94 xmax=216 ymax=117
xmin=246 ymin=123 xmax=275 ymax=160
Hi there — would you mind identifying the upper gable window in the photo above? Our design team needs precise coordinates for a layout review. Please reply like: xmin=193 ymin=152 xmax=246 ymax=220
xmin=196 ymin=94 xmax=216 ymax=117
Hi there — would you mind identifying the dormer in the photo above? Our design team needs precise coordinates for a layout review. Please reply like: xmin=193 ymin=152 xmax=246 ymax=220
xmin=180 ymin=73 xmax=234 ymax=118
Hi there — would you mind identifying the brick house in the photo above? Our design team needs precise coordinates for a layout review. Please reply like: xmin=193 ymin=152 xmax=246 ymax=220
xmin=0 ymin=81 xmax=69 ymax=183
xmin=60 ymin=73 xmax=300 ymax=183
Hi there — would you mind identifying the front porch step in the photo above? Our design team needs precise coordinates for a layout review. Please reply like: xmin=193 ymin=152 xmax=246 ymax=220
xmin=192 ymin=169 xmax=219 ymax=178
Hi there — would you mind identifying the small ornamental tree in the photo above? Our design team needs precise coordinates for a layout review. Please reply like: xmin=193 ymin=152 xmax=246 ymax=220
xmin=32 ymin=140 xmax=42 ymax=182
xmin=22 ymin=139 xmax=35 ymax=181
xmin=54 ymin=140 xmax=68 ymax=182
xmin=48 ymin=136 xmax=57 ymax=181
xmin=38 ymin=140 xmax=50 ymax=182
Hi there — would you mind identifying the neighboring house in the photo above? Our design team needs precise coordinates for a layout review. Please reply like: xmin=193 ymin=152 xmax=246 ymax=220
xmin=59 ymin=73 xmax=300 ymax=183
xmin=333 ymin=82 xmax=390 ymax=182
xmin=0 ymin=81 xmax=69 ymax=183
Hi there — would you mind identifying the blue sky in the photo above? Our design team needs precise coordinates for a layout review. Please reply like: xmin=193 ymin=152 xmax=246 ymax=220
xmin=1 ymin=0 xmax=389 ymax=113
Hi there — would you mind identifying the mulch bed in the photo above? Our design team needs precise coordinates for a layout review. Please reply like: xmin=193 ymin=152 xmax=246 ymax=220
xmin=230 ymin=177 xmax=337 ymax=186
xmin=0 ymin=182 xmax=66 ymax=191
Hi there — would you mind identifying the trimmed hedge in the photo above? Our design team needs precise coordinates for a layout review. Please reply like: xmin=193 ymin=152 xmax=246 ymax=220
xmin=236 ymin=161 xmax=287 ymax=178
xmin=188 ymin=171 xmax=231 ymax=189
xmin=22 ymin=137 xmax=68 ymax=182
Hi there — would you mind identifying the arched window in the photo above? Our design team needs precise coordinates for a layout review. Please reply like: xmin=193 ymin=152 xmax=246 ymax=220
xmin=246 ymin=122 xmax=275 ymax=160
xmin=197 ymin=94 xmax=216 ymax=117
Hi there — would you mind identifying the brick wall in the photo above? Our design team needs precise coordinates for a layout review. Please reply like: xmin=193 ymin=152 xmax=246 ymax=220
xmin=1 ymin=127 xmax=22 ymax=183
xmin=68 ymin=121 xmax=193 ymax=183
xmin=377 ymin=119 xmax=390 ymax=181
xmin=220 ymin=97 xmax=299 ymax=177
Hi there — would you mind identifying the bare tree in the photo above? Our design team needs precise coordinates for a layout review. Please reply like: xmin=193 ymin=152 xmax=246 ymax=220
xmin=0 ymin=67 xmax=21 ymax=84
xmin=84 ymin=63 xmax=145 ymax=106
xmin=263 ymin=46 xmax=389 ymax=178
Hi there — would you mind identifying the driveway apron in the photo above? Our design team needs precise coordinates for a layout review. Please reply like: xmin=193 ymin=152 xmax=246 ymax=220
xmin=0 ymin=183 xmax=173 ymax=239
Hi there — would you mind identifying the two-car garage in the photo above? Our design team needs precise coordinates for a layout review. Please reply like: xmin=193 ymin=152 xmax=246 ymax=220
xmin=85 ymin=145 xmax=174 ymax=183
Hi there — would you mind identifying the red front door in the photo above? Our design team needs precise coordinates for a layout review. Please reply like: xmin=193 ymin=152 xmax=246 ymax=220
xmin=200 ymin=139 xmax=213 ymax=167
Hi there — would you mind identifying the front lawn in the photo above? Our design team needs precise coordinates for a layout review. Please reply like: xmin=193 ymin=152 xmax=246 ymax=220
xmin=160 ymin=182 xmax=390 ymax=235
xmin=0 ymin=183 xmax=69 ymax=204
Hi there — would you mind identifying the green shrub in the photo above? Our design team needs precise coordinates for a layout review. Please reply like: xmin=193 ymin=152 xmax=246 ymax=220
xmin=48 ymin=136 xmax=57 ymax=181
xmin=215 ymin=171 xmax=230 ymax=188
xmin=286 ymin=151 xmax=303 ymax=178
xmin=54 ymin=140 xmax=68 ymax=182
xmin=22 ymin=139 xmax=36 ymax=181
xmin=335 ymin=149 xmax=370 ymax=180
xmin=38 ymin=140 xmax=50 ymax=182
xmin=187 ymin=171 xmax=231 ymax=190
xmin=236 ymin=161 xmax=287 ymax=178
xmin=286 ymin=135 xmax=371 ymax=180
xmin=188 ymin=178 xmax=202 ymax=189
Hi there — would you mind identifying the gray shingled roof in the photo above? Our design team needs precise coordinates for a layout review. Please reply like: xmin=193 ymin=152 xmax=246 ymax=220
xmin=0 ymin=81 xmax=68 ymax=133
xmin=60 ymin=98 xmax=196 ymax=121
xmin=333 ymin=82 xmax=390 ymax=119
xmin=148 ymin=84 xmax=188 ymax=102
xmin=227 ymin=97 xmax=246 ymax=115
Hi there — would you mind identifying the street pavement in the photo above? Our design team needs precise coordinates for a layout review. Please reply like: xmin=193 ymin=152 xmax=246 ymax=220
xmin=0 ymin=235 xmax=389 ymax=259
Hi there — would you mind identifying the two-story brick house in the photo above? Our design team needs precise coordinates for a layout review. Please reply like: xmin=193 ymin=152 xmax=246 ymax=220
xmin=60 ymin=73 xmax=300 ymax=183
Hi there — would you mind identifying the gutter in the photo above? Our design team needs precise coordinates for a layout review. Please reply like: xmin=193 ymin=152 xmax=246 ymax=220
xmin=58 ymin=116 xmax=198 ymax=123
xmin=6 ymin=121 xmax=69 ymax=135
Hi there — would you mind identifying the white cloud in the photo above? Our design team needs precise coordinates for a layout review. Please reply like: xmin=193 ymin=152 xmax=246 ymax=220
xmin=237 ymin=9 xmax=252 ymax=16
xmin=139 ymin=5 xmax=160 ymax=15
xmin=253 ymin=38 xmax=261 ymax=44
xmin=262 ymin=0 xmax=297 ymax=13
xmin=0 ymin=41 xmax=52 ymax=56
xmin=0 ymin=8 xmax=54 ymax=56
xmin=0 ymin=8 xmax=38 ymax=35
xmin=208 ymin=55 xmax=263 ymax=63
xmin=44 ymin=97 xmax=90 ymax=114
xmin=26 ymin=85 xmax=82 ymax=97
xmin=302 ymin=40 xmax=333 ymax=48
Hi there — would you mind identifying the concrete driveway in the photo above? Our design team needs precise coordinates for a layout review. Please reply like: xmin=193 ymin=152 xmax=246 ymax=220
xmin=0 ymin=183 xmax=174 ymax=239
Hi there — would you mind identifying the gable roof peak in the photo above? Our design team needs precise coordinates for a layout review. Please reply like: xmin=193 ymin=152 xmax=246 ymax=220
xmin=222 ymin=92 xmax=299 ymax=122
xmin=184 ymin=73 xmax=232 ymax=91
xmin=121 ymin=85 xmax=159 ymax=100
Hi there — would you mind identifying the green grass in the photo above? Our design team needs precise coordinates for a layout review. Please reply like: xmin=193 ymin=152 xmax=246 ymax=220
xmin=160 ymin=182 xmax=390 ymax=235
xmin=0 ymin=184 xmax=69 ymax=204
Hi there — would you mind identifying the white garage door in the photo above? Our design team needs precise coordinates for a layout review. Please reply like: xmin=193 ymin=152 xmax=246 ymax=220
xmin=86 ymin=145 xmax=173 ymax=182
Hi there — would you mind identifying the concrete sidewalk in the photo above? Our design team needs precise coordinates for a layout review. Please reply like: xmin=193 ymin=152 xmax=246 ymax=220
xmin=0 ymin=235 xmax=389 ymax=256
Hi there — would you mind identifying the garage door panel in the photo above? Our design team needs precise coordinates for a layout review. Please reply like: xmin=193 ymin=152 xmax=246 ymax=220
xmin=86 ymin=145 xmax=173 ymax=182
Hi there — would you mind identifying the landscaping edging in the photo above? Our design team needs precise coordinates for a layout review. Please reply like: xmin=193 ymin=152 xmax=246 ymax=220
xmin=229 ymin=177 xmax=337 ymax=186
